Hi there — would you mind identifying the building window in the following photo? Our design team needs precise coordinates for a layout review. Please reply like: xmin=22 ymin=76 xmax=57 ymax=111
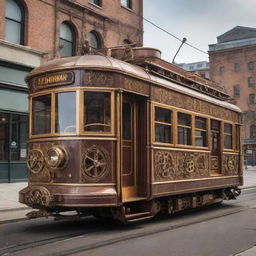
xmin=234 ymin=63 xmax=240 ymax=72
xmin=178 ymin=112 xmax=192 ymax=145
xmin=250 ymin=125 xmax=256 ymax=139
xmin=154 ymin=106 xmax=172 ymax=143
xmin=219 ymin=66 xmax=224 ymax=75
xmin=249 ymin=94 xmax=256 ymax=104
xmin=123 ymin=39 xmax=132 ymax=45
xmin=224 ymin=123 xmax=233 ymax=149
xmin=5 ymin=0 xmax=24 ymax=45
xmin=248 ymin=62 xmax=254 ymax=72
xmin=60 ymin=22 xmax=75 ymax=57
xmin=195 ymin=116 xmax=207 ymax=147
xmin=121 ymin=0 xmax=132 ymax=9
xmin=248 ymin=77 xmax=255 ymax=87
xmin=89 ymin=0 xmax=102 ymax=7
xmin=233 ymin=84 xmax=240 ymax=98
xmin=87 ymin=31 xmax=102 ymax=49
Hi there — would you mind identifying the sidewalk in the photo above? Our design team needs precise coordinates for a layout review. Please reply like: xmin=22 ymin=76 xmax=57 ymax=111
xmin=0 ymin=167 xmax=256 ymax=224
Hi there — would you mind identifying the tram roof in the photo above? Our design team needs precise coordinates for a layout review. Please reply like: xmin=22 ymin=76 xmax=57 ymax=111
xmin=28 ymin=55 xmax=241 ymax=113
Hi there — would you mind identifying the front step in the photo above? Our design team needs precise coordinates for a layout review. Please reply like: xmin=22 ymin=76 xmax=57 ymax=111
xmin=125 ymin=211 xmax=153 ymax=223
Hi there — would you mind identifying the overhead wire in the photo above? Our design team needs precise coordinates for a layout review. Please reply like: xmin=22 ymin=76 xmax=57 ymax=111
xmin=143 ymin=17 xmax=208 ymax=55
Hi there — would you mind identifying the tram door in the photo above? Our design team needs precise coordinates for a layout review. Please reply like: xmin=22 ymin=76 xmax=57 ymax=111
xmin=122 ymin=97 xmax=138 ymax=200
xmin=211 ymin=120 xmax=221 ymax=175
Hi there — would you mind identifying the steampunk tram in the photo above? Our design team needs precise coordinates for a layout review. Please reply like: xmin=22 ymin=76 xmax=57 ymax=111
xmin=19 ymin=47 xmax=243 ymax=223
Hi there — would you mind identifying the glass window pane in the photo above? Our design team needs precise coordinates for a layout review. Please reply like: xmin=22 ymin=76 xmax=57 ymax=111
xmin=88 ymin=31 xmax=100 ymax=49
xmin=10 ymin=115 xmax=28 ymax=161
xmin=0 ymin=113 xmax=9 ymax=161
xmin=224 ymin=123 xmax=232 ymax=134
xmin=60 ymin=39 xmax=73 ymax=57
xmin=6 ymin=0 xmax=22 ymax=21
xmin=32 ymin=95 xmax=51 ymax=135
xmin=211 ymin=120 xmax=220 ymax=131
xmin=60 ymin=23 xmax=73 ymax=41
xmin=195 ymin=130 xmax=206 ymax=147
xmin=155 ymin=107 xmax=171 ymax=123
xmin=5 ymin=19 xmax=21 ymax=44
xmin=178 ymin=127 xmax=191 ymax=145
xmin=84 ymin=92 xmax=111 ymax=132
xmin=195 ymin=116 xmax=206 ymax=129
xmin=122 ymin=103 xmax=131 ymax=140
xmin=178 ymin=112 xmax=191 ymax=126
xmin=224 ymin=135 xmax=232 ymax=149
xmin=155 ymin=124 xmax=172 ymax=143
xmin=55 ymin=92 xmax=76 ymax=133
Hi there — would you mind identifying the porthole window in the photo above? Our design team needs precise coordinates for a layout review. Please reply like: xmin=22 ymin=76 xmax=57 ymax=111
xmin=5 ymin=0 xmax=24 ymax=44
xmin=87 ymin=31 xmax=102 ymax=49
xmin=60 ymin=22 xmax=75 ymax=57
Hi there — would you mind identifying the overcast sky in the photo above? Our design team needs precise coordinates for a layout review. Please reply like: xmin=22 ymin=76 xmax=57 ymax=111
xmin=143 ymin=0 xmax=256 ymax=64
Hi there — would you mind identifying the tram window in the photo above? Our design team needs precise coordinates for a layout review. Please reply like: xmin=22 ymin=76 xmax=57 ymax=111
xmin=84 ymin=92 xmax=111 ymax=132
xmin=154 ymin=107 xmax=172 ymax=143
xmin=224 ymin=123 xmax=233 ymax=149
xmin=178 ymin=112 xmax=191 ymax=145
xmin=195 ymin=116 xmax=207 ymax=147
xmin=32 ymin=94 xmax=51 ymax=135
xmin=55 ymin=92 xmax=76 ymax=133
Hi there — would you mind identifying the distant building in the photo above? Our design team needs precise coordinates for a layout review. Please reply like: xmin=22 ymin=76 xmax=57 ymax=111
xmin=0 ymin=0 xmax=143 ymax=182
xmin=209 ymin=26 xmax=256 ymax=165
xmin=178 ymin=61 xmax=210 ymax=79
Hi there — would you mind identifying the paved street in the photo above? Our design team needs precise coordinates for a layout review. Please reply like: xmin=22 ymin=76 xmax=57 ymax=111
xmin=0 ymin=168 xmax=256 ymax=256
xmin=0 ymin=188 xmax=255 ymax=256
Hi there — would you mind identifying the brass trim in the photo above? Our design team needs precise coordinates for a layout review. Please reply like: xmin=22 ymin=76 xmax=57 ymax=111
xmin=28 ymin=137 xmax=118 ymax=142
xmin=151 ymin=146 xmax=211 ymax=153
xmin=28 ymin=182 xmax=116 ymax=186
xmin=153 ymin=175 xmax=240 ymax=185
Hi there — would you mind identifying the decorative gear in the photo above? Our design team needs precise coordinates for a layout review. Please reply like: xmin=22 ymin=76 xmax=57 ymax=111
xmin=27 ymin=149 xmax=44 ymax=174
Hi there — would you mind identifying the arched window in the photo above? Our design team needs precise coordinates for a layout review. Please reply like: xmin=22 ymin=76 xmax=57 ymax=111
xmin=250 ymin=125 xmax=256 ymax=139
xmin=5 ymin=0 xmax=24 ymax=44
xmin=60 ymin=22 xmax=75 ymax=57
xmin=87 ymin=31 xmax=101 ymax=49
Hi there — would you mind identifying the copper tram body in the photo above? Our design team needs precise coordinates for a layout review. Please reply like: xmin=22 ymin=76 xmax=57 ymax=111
xmin=19 ymin=47 xmax=243 ymax=223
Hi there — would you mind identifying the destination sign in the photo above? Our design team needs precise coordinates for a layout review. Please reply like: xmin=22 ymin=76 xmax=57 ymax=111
xmin=32 ymin=71 xmax=74 ymax=89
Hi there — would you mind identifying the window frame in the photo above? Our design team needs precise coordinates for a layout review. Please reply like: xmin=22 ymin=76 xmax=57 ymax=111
xmin=194 ymin=115 xmax=208 ymax=148
xmin=234 ymin=63 xmax=240 ymax=72
xmin=233 ymin=84 xmax=240 ymax=98
xmin=248 ymin=61 xmax=254 ymax=72
xmin=223 ymin=122 xmax=233 ymax=150
xmin=87 ymin=30 xmax=102 ymax=50
xmin=59 ymin=22 xmax=76 ymax=57
xmin=121 ymin=0 xmax=132 ymax=9
xmin=177 ymin=111 xmax=192 ymax=146
xmin=5 ymin=0 xmax=25 ymax=45
xmin=249 ymin=93 xmax=256 ymax=105
xmin=153 ymin=105 xmax=173 ymax=145
xmin=81 ymin=89 xmax=115 ymax=136
xmin=88 ymin=0 xmax=102 ymax=7
xmin=248 ymin=77 xmax=255 ymax=88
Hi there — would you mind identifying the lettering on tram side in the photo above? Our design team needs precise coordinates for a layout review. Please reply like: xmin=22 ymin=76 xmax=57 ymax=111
xmin=154 ymin=150 xmax=209 ymax=182
xmin=152 ymin=87 xmax=240 ymax=123
xmin=123 ymin=77 xmax=149 ymax=95
xmin=31 ymin=71 xmax=74 ymax=90
xmin=83 ymin=71 xmax=114 ymax=86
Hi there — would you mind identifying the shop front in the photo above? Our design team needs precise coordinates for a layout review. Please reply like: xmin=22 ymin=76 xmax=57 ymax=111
xmin=0 ymin=62 xmax=30 ymax=182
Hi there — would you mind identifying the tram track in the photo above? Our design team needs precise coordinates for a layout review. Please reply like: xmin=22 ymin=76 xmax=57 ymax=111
xmin=1 ymin=195 xmax=256 ymax=256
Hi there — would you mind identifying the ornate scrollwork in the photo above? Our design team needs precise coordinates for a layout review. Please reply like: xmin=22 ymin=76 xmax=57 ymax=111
xmin=27 ymin=149 xmax=44 ymax=174
xmin=82 ymin=145 xmax=109 ymax=181
xmin=223 ymin=154 xmax=239 ymax=176
xmin=25 ymin=186 xmax=52 ymax=207
xmin=154 ymin=151 xmax=175 ymax=180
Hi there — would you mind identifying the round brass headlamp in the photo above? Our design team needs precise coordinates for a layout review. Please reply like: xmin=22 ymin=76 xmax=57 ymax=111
xmin=45 ymin=146 xmax=68 ymax=170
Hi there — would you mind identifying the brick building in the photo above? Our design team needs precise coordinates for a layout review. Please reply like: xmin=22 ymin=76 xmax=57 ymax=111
xmin=0 ymin=0 xmax=143 ymax=182
xmin=209 ymin=26 xmax=256 ymax=165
